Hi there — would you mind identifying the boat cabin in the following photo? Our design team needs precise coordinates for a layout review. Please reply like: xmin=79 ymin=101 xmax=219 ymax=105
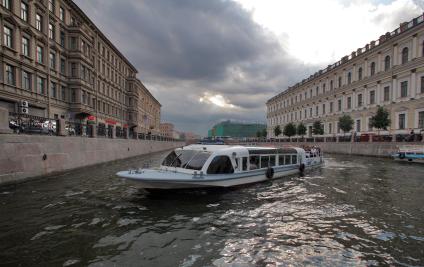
xmin=161 ymin=145 xmax=305 ymax=175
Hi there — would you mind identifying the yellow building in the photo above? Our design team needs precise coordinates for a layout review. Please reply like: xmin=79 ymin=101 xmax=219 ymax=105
xmin=267 ymin=14 xmax=424 ymax=138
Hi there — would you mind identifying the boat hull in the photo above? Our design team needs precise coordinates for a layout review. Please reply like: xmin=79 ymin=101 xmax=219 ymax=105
xmin=117 ymin=163 xmax=322 ymax=189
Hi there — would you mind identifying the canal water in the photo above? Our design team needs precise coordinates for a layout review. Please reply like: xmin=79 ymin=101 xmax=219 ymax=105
xmin=0 ymin=152 xmax=423 ymax=266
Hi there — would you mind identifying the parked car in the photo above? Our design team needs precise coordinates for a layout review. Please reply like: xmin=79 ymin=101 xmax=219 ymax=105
xmin=9 ymin=120 xmax=24 ymax=133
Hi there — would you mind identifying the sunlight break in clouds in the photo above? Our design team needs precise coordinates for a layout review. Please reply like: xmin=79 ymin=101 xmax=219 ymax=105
xmin=199 ymin=93 xmax=237 ymax=109
xmin=235 ymin=0 xmax=423 ymax=65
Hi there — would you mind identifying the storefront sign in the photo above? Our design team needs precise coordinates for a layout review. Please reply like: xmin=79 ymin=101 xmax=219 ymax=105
xmin=105 ymin=119 xmax=117 ymax=125
xmin=88 ymin=115 xmax=96 ymax=121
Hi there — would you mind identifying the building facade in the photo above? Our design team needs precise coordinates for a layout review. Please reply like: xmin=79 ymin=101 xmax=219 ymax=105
xmin=267 ymin=14 xmax=424 ymax=138
xmin=208 ymin=120 xmax=266 ymax=138
xmin=160 ymin=122 xmax=174 ymax=138
xmin=0 ymin=0 xmax=161 ymax=134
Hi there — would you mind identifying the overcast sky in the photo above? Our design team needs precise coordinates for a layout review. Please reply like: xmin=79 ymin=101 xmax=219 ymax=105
xmin=75 ymin=0 xmax=423 ymax=136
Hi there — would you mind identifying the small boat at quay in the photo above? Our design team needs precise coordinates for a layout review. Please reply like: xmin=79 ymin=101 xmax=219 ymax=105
xmin=391 ymin=145 xmax=424 ymax=163
xmin=117 ymin=145 xmax=324 ymax=189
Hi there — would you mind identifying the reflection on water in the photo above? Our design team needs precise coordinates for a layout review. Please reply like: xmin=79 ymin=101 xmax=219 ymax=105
xmin=0 ymin=152 xmax=424 ymax=266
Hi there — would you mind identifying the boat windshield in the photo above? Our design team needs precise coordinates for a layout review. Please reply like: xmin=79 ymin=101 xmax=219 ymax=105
xmin=162 ymin=150 xmax=211 ymax=170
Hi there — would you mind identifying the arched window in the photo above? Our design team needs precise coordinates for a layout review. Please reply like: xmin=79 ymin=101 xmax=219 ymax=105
xmin=384 ymin=56 xmax=391 ymax=71
xmin=402 ymin=47 xmax=409 ymax=64
xmin=370 ymin=62 xmax=376 ymax=76
xmin=347 ymin=72 xmax=352 ymax=84
xmin=358 ymin=67 xmax=363 ymax=80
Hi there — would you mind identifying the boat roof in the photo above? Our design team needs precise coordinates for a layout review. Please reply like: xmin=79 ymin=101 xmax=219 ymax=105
xmin=180 ymin=144 xmax=301 ymax=154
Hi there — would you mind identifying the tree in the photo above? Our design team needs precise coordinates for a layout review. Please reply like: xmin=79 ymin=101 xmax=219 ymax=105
xmin=338 ymin=114 xmax=354 ymax=135
xmin=370 ymin=106 xmax=391 ymax=134
xmin=312 ymin=120 xmax=324 ymax=135
xmin=274 ymin=125 xmax=282 ymax=137
xmin=256 ymin=130 xmax=261 ymax=138
xmin=261 ymin=128 xmax=267 ymax=138
xmin=283 ymin=123 xmax=297 ymax=139
xmin=297 ymin=123 xmax=307 ymax=137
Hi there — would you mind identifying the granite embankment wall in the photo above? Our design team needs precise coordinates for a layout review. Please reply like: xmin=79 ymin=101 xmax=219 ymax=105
xmin=0 ymin=134 xmax=184 ymax=185
xmin=253 ymin=141 xmax=422 ymax=157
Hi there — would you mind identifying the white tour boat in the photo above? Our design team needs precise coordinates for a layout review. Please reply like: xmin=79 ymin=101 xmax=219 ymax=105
xmin=116 ymin=144 xmax=324 ymax=189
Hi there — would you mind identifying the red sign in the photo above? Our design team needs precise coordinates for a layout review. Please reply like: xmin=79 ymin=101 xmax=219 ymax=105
xmin=88 ymin=115 xmax=96 ymax=121
xmin=123 ymin=124 xmax=128 ymax=128
xmin=105 ymin=119 xmax=117 ymax=125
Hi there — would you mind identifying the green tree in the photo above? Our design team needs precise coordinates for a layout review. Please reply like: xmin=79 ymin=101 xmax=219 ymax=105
xmin=338 ymin=114 xmax=354 ymax=135
xmin=256 ymin=130 xmax=261 ymax=138
xmin=370 ymin=106 xmax=391 ymax=134
xmin=261 ymin=128 xmax=267 ymax=138
xmin=274 ymin=125 xmax=282 ymax=137
xmin=312 ymin=120 xmax=324 ymax=135
xmin=297 ymin=123 xmax=307 ymax=137
xmin=283 ymin=123 xmax=297 ymax=139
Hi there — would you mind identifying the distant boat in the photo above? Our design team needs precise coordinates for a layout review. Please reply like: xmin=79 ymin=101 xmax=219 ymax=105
xmin=116 ymin=144 xmax=324 ymax=189
xmin=391 ymin=145 xmax=424 ymax=163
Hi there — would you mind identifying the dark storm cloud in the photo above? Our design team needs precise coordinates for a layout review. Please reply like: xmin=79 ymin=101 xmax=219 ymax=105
xmin=74 ymin=0 xmax=311 ymax=135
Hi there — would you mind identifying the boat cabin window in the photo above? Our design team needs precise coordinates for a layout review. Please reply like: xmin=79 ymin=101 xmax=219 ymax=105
xmin=285 ymin=155 xmax=291 ymax=165
xmin=291 ymin=155 xmax=297 ymax=165
xmin=270 ymin=155 xmax=276 ymax=167
xmin=207 ymin=156 xmax=234 ymax=174
xmin=185 ymin=151 xmax=211 ymax=170
xmin=162 ymin=150 xmax=211 ymax=170
xmin=242 ymin=157 xmax=248 ymax=171
xmin=260 ymin=156 xmax=269 ymax=168
xmin=249 ymin=156 xmax=259 ymax=170
xmin=278 ymin=155 xmax=284 ymax=165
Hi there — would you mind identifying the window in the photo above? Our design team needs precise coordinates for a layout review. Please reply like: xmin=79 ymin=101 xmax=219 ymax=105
xmin=338 ymin=76 xmax=342 ymax=87
xmin=21 ymin=2 xmax=28 ymax=21
xmin=402 ymin=47 xmax=409 ymax=64
xmin=329 ymin=123 xmax=332 ymax=134
xmin=291 ymin=155 xmax=297 ymax=165
xmin=36 ymin=46 xmax=43 ymax=64
xmin=322 ymin=83 xmax=326 ymax=92
xmin=36 ymin=14 xmax=42 ymax=31
xmin=59 ymin=7 xmax=65 ymax=21
xmin=338 ymin=99 xmax=342 ymax=111
xmin=260 ymin=156 xmax=270 ymax=168
xmin=347 ymin=72 xmax=352 ymax=84
xmin=5 ymin=64 xmax=15 ymax=85
xmin=49 ymin=52 xmax=56 ymax=69
xmin=330 ymin=102 xmax=333 ymax=113
xmin=398 ymin=113 xmax=406 ymax=129
xmin=384 ymin=86 xmax=390 ymax=101
xmin=358 ymin=94 xmax=363 ymax=107
xmin=384 ymin=55 xmax=391 ymax=71
xmin=70 ymin=37 xmax=76 ymax=49
xmin=421 ymin=76 xmax=424 ymax=94
xmin=356 ymin=119 xmax=361 ymax=132
xmin=284 ymin=155 xmax=291 ymax=165
xmin=207 ymin=156 xmax=234 ymax=174
xmin=249 ymin=156 xmax=259 ymax=170
xmin=370 ymin=62 xmax=376 ymax=76
xmin=22 ymin=36 xmax=29 ymax=56
xmin=22 ymin=70 xmax=31 ymax=90
xmin=418 ymin=111 xmax=424 ymax=129
xmin=61 ymin=86 xmax=66 ymax=101
xmin=322 ymin=103 xmax=326 ymax=114
xmin=400 ymin=81 xmax=408 ymax=98
xmin=1 ymin=0 xmax=11 ymax=10
xmin=242 ymin=157 xmax=248 ymax=171
xmin=49 ymin=23 xmax=55 ymax=39
xmin=49 ymin=0 xmax=54 ymax=12
xmin=71 ymin=63 xmax=77 ymax=77
xmin=71 ymin=89 xmax=76 ymax=102
xmin=60 ymin=58 xmax=66 ymax=74
xmin=60 ymin=31 xmax=65 ymax=47
xmin=51 ymin=82 xmax=57 ymax=98
xmin=37 ymin=77 xmax=45 ymax=94
xmin=330 ymin=80 xmax=333 ymax=90
xmin=370 ymin=90 xmax=375 ymax=104
xmin=3 ymin=26 xmax=12 ymax=48
xmin=316 ymin=86 xmax=319 ymax=96
xmin=315 ymin=106 xmax=318 ymax=116
xmin=358 ymin=67 xmax=362 ymax=80
xmin=347 ymin=96 xmax=352 ymax=109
